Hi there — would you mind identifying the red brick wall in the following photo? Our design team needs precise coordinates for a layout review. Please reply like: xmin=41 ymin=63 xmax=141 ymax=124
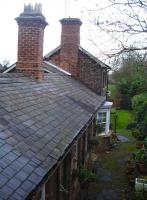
xmin=46 ymin=18 xmax=108 ymax=95
xmin=78 ymin=51 xmax=107 ymax=95
xmin=45 ymin=18 xmax=108 ymax=94
xmin=16 ymin=12 xmax=47 ymax=80
xmin=60 ymin=18 xmax=82 ymax=77
xmin=48 ymin=50 xmax=61 ymax=66
xmin=48 ymin=50 xmax=107 ymax=95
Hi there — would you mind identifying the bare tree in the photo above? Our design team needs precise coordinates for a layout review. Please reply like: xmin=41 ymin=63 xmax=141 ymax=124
xmin=87 ymin=0 xmax=147 ymax=62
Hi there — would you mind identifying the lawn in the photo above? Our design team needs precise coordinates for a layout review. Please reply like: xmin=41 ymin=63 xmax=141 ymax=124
xmin=111 ymin=108 xmax=134 ymax=130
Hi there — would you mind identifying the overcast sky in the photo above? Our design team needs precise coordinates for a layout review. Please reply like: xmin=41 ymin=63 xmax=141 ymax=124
xmin=0 ymin=0 xmax=109 ymax=65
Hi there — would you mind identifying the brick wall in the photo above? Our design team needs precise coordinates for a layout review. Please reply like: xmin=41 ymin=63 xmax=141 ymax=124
xmin=48 ymin=50 xmax=107 ymax=95
xmin=15 ymin=5 xmax=48 ymax=80
xmin=78 ymin=51 xmax=104 ymax=95
xmin=60 ymin=18 xmax=82 ymax=77
xmin=48 ymin=50 xmax=61 ymax=66
xmin=46 ymin=17 xmax=108 ymax=95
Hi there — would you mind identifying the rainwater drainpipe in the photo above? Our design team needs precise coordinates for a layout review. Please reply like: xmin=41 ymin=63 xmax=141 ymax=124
xmin=106 ymin=69 xmax=111 ymax=101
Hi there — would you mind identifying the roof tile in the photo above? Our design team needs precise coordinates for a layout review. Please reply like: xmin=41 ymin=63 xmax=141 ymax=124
xmin=0 ymin=72 xmax=104 ymax=199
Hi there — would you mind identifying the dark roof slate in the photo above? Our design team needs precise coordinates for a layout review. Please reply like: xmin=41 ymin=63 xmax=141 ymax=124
xmin=0 ymin=72 xmax=104 ymax=199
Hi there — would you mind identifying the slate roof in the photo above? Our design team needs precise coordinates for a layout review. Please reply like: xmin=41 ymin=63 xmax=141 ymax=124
xmin=2 ymin=63 xmax=16 ymax=74
xmin=43 ymin=61 xmax=71 ymax=75
xmin=0 ymin=72 xmax=105 ymax=199
xmin=3 ymin=62 xmax=54 ymax=74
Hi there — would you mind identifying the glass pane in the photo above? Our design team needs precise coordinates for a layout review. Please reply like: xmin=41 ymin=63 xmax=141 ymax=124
xmin=98 ymin=112 xmax=102 ymax=123
xmin=102 ymin=112 xmax=106 ymax=122
xmin=98 ymin=112 xmax=106 ymax=123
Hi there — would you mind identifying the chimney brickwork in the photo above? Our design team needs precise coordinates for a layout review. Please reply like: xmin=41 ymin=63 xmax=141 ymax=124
xmin=47 ymin=17 xmax=109 ymax=95
xmin=15 ymin=4 xmax=48 ymax=80
xmin=60 ymin=18 xmax=82 ymax=77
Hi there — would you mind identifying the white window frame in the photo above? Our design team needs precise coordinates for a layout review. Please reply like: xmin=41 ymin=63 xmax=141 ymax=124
xmin=97 ymin=111 xmax=107 ymax=124
xmin=97 ymin=102 xmax=113 ymax=135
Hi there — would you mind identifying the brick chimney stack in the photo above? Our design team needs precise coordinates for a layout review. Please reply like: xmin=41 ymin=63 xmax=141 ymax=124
xmin=15 ymin=4 xmax=48 ymax=80
xmin=60 ymin=18 xmax=82 ymax=77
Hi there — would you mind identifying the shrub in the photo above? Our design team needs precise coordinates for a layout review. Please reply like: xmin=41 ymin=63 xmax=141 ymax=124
xmin=132 ymin=93 xmax=147 ymax=139
xmin=76 ymin=165 xmax=97 ymax=182
xmin=134 ymin=148 xmax=147 ymax=164
xmin=132 ymin=129 xmax=141 ymax=140
xmin=127 ymin=122 xmax=136 ymax=130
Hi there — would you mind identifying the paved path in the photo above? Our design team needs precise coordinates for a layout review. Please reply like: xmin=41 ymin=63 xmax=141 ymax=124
xmin=117 ymin=134 xmax=130 ymax=142
xmin=78 ymin=134 xmax=133 ymax=200
xmin=95 ymin=134 xmax=131 ymax=200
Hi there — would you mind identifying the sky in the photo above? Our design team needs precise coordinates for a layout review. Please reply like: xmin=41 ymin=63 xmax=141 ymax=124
xmin=0 ymin=0 xmax=108 ymax=65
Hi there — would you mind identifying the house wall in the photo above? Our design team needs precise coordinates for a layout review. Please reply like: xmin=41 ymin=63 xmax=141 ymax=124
xmin=48 ymin=51 xmax=61 ymax=66
xmin=32 ymin=116 xmax=97 ymax=200
xmin=78 ymin=51 xmax=106 ymax=95
xmin=48 ymin=51 xmax=108 ymax=95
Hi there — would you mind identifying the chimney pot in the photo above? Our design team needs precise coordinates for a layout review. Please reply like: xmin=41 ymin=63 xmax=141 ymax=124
xmin=24 ymin=3 xmax=42 ymax=14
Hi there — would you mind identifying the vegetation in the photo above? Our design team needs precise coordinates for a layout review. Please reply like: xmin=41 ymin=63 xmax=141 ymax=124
xmin=132 ymin=93 xmax=147 ymax=139
xmin=111 ymin=52 xmax=147 ymax=109
xmin=78 ymin=136 xmax=137 ymax=200
xmin=108 ymin=84 xmax=117 ymax=99
xmin=76 ymin=165 xmax=97 ymax=182
xmin=111 ymin=108 xmax=133 ymax=131
xmin=91 ymin=0 xmax=147 ymax=60
xmin=109 ymin=52 xmax=147 ymax=139
xmin=133 ymin=148 xmax=147 ymax=164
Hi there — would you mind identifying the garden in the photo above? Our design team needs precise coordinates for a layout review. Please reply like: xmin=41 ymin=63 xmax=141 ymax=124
xmin=77 ymin=52 xmax=147 ymax=199
xmin=77 ymin=109 xmax=147 ymax=200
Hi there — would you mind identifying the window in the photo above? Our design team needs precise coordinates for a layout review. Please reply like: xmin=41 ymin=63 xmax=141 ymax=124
xmin=97 ymin=112 xmax=106 ymax=123
xmin=97 ymin=112 xmax=107 ymax=133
